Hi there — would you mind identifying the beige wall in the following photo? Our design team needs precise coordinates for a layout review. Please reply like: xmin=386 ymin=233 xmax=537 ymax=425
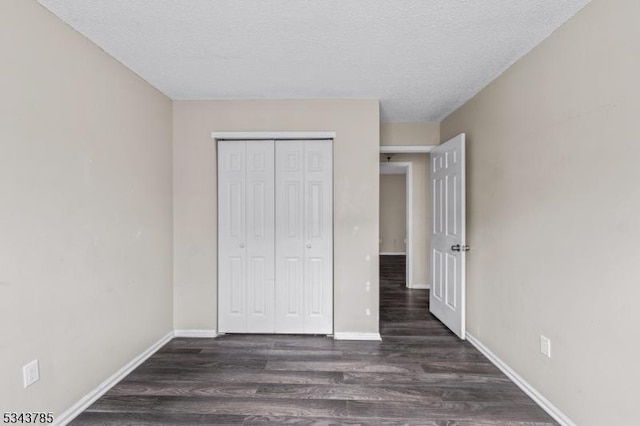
xmin=441 ymin=0 xmax=639 ymax=424
xmin=380 ymin=123 xmax=439 ymax=287
xmin=173 ymin=100 xmax=380 ymax=334
xmin=379 ymin=174 xmax=406 ymax=254
xmin=0 ymin=0 xmax=173 ymax=416
xmin=381 ymin=122 xmax=440 ymax=146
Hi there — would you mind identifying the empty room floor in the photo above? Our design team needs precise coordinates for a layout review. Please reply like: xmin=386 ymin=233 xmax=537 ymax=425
xmin=71 ymin=255 xmax=556 ymax=425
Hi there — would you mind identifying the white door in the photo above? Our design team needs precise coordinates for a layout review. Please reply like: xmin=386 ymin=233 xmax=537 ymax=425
xmin=275 ymin=140 xmax=333 ymax=334
xmin=245 ymin=141 xmax=276 ymax=332
xmin=218 ymin=140 xmax=275 ymax=333
xmin=430 ymin=134 xmax=467 ymax=339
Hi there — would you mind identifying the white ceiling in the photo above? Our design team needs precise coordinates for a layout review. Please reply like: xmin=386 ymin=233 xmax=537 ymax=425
xmin=38 ymin=0 xmax=591 ymax=122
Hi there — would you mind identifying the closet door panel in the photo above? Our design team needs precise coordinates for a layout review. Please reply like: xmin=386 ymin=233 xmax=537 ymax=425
xmin=303 ymin=141 xmax=333 ymax=334
xmin=275 ymin=141 xmax=305 ymax=333
xmin=246 ymin=141 xmax=275 ymax=332
xmin=218 ymin=141 xmax=247 ymax=333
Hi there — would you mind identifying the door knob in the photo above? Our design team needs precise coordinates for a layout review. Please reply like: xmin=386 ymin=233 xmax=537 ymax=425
xmin=451 ymin=244 xmax=470 ymax=252
xmin=239 ymin=243 xmax=245 ymax=248
xmin=306 ymin=244 xmax=312 ymax=249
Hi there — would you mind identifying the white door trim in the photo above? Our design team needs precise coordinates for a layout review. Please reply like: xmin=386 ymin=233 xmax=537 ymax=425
xmin=215 ymin=133 xmax=335 ymax=335
xmin=380 ymin=145 xmax=436 ymax=154
xmin=380 ymin=162 xmax=413 ymax=288
xmin=213 ymin=131 xmax=336 ymax=140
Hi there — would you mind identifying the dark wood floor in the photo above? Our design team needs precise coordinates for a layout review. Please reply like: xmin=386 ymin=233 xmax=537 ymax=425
xmin=72 ymin=255 xmax=556 ymax=425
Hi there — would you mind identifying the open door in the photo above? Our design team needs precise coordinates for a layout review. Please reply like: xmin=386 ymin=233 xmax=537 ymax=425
xmin=430 ymin=134 xmax=467 ymax=339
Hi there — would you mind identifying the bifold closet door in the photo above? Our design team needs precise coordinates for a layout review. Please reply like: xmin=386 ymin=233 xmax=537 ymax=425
xmin=275 ymin=140 xmax=333 ymax=334
xmin=218 ymin=140 xmax=275 ymax=333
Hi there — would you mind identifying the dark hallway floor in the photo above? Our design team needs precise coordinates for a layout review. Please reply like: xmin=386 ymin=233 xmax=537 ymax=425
xmin=71 ymin=255 xmax=556 ymax=425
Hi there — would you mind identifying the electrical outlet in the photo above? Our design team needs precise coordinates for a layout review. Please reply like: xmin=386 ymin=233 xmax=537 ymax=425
xmin=23 ymin=359 xmax=39 ymax=388
xmin=540 ymin=335 xmax=551 ymax=358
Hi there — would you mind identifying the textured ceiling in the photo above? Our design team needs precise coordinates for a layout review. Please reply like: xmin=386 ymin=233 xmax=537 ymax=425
xmin=37 ymin=0 xmax=591 ymax=121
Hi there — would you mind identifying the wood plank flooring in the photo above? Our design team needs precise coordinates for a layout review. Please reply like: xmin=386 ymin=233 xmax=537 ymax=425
xmin=71 ymin=255 xmax=556 ymax=425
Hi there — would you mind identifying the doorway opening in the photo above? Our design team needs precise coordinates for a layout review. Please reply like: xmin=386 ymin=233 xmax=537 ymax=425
xmin=379 ymin=161 xmax=412 ymax=287
xmin=378 ymin=134 xmax=466 ymax=340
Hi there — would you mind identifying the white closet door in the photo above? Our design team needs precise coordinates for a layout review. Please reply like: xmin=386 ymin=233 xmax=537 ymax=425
xmin=245 ymin=141 xmax=275 ymax=332
xmin=218 ymin=141 xmax=275 ymax=333
xmin=275 ymin=140 xmax=333 ymax=334
xmin=303 ymin=140 xmax=333 ymax=334
xmin=275 ymin=141 xmax=305 ymax=333
xmin=218 ymin=141 xmax=247 ymax=333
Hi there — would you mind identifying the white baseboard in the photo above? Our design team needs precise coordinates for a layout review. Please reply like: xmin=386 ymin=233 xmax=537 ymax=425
xmin=54 ymin=331 xmax=174 ymax=426
xmin=380 ymin=252 xmax=406 ymax=256
xmin=408 ymin=283 xmax=430 ymax=289
xmin=174 ymin=329 xmax=218 ymax=338
xmin=466 ymin=333 xmax=576 ymax=426
xmin=334 ymin=332 xmax=382 ymax=341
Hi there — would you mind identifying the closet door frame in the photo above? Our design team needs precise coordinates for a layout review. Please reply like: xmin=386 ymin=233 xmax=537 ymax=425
xmin=214 ymin=132 xmax=335 ymax=335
